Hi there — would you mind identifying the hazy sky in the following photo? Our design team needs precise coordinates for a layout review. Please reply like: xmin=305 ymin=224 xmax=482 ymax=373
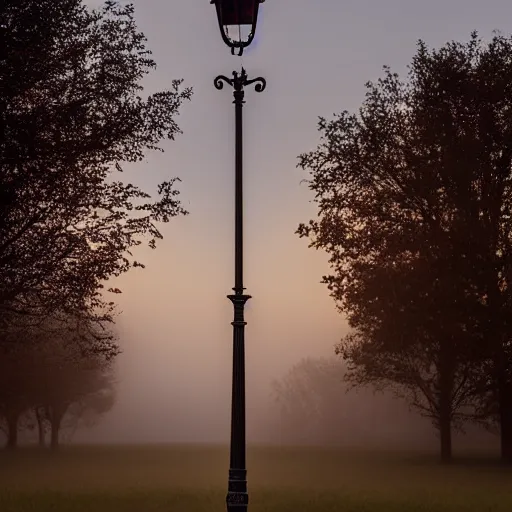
xmin=77 ymin=0 xmax=512 ymax=444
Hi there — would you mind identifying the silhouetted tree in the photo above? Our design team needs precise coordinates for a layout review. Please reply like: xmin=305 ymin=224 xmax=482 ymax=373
xmin=43 ymin=362 xmax=115 ymax=450
xmin=26 ymin=318 xmax=117 ymax=450
xmin=0 ymin=347 xmax=35 ymax=449
xmin=298 ymin=32 xmax=512 ymax=463
xmin=0 ymin=313 xmax=118 ymax=449
xmin=0 ymin=0 xmax=192 ymax=325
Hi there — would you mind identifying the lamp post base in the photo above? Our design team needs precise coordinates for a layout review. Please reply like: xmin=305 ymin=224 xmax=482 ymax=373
xmin=226 ymin=293 xmax=250 ymax=511
xmin=226 ymin=468 xmax=248 ymax=511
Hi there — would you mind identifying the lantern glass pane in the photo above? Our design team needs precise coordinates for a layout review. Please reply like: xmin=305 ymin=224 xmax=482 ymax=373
xmin=224 ymin=24 xmax=252 ymax=43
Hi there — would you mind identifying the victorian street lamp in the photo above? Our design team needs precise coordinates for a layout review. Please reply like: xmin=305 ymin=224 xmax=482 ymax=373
xmin=211 ymin=1 xmax=266 ymax=511
xmin=211 ymin=0 xmax=265 ymax=56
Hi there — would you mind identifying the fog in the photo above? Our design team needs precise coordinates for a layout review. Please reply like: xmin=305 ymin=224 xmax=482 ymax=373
xmin=69 ymin=0 xmax=512 ymax=448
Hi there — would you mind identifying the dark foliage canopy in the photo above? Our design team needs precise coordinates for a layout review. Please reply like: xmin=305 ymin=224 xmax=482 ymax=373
xmin=0 ymin=0 xmax=192 ymax=323
xmin=298 ymin=32 xmax=512 ymax=436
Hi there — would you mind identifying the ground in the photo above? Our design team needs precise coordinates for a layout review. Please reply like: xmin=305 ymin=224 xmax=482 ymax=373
xmin=0 ymin=445 xmax=511 ymax=511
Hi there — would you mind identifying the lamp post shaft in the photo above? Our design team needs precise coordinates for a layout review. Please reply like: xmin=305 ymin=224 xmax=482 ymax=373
xmin=227 ymin=82 xmax=249 ymax=512
xmin=214 ymin=68 xmax=266 ymax=512
xmin=234 ymin=87 xmax=244 ymax=294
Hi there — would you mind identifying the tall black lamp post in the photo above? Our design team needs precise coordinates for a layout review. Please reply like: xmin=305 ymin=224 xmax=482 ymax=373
xmin=211 ymin=1 xmax=266 ymax=510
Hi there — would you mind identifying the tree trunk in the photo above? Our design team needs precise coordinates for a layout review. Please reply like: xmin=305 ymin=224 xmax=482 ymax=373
xmin=439 ymin=411 xmax=452 ymax=464
xmin=50 ymin=422 xmax=59 ymax=450
xmin=48 ymin=406 xmax=65 ymax=451
xmin=35 ymin=408 xmax=46 ymax=448
xmin=438 ymin=343 xmax=454 ymax=464
xmin=498 ymin=380 xmax=512 ymax=464
xmin=6 ymin=412 xmax=19 ymax=450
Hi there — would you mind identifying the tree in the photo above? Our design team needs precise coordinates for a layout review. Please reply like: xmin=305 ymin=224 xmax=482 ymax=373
xmin=272 ymin=358 xmax=340 ymax=444
xmin=0 ymin=312 xmax=118 ymax=449
xmin=0 ymin=0 xmax=192 ymax=325
xmin=59 ymin=380 xmax=116 ymax=443
xmin=25 ymin=318 xmax=117 ymax=450
xmin=42 ymin=362 xmax=116 ymax=450
xmin=334 ymin=266 xmax=482 ymax=462
xmin=0 ymin=322 xmax=46 ymax=449
xmin=297 ymin=32 xmax=512 ymax=462
xmin=272 ymin=357 xmax=435 ymax=448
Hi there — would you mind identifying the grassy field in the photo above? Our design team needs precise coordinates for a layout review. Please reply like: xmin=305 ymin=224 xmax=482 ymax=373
xmin=0 ymin=444 xmax=511 ymax=511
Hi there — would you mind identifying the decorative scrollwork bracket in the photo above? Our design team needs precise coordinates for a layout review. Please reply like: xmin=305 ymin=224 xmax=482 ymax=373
xmin=214 ymin=68 xmax=266 ymax=97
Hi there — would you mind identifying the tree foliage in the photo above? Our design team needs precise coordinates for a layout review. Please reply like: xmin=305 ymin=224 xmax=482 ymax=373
xmin=0 ymin=0 xmax=192 ymax=323
xmin=298 ymin=32 xmax=512 ymax=461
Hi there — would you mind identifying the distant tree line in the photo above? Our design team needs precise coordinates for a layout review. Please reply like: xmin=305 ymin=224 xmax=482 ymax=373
xmin=272 ymin=357 xmax=494 ymax=450
xmin=0 ymin=0 xmax=191 ymax=449
xmin=298 ymin=32 xmax=512 ymax=463
xmin=0 ymin=315 xmax=117 ymax=449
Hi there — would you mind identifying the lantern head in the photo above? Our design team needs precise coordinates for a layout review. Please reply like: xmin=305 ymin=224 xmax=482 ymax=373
xmin=211 ymin=0 xmax=265 ymax=56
